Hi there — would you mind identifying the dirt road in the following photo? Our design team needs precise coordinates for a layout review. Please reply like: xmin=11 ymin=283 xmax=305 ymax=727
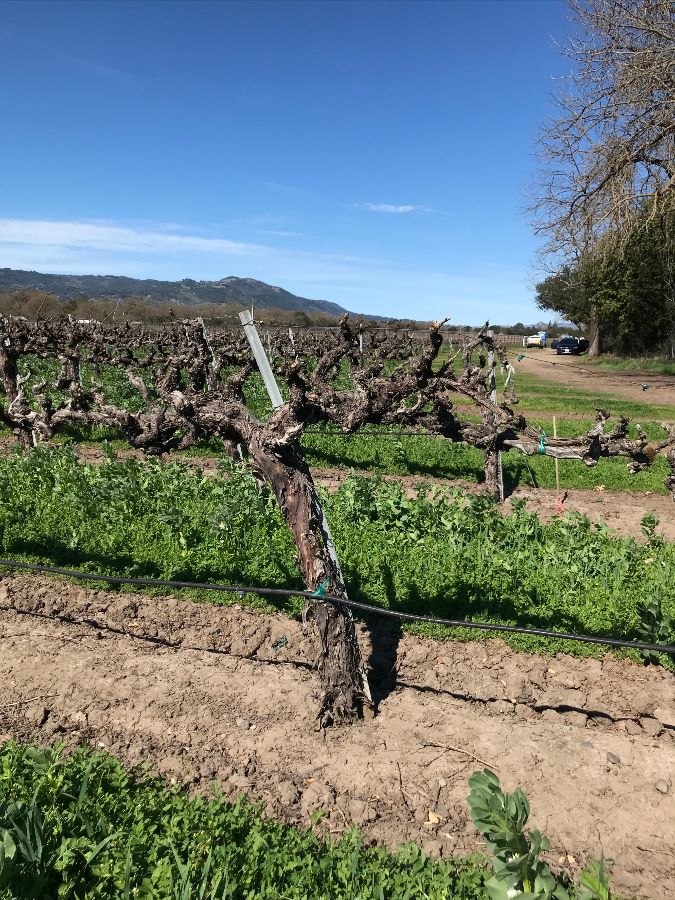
xmin=1 ymin=574 xmax=673 ymax=899
xmin=514 ymin=351 xmax=675 ymax=407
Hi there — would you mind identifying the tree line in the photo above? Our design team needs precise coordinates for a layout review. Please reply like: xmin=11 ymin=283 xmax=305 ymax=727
xmin=535 ymin=209 xmax=675 ymax=356
xmin=531 ymin=0 xmax=675 ymax=358
xmin=0 ymin=289 xmax=362 ymax=328
xmin=0 ymin=290 xmax=431 ymax=331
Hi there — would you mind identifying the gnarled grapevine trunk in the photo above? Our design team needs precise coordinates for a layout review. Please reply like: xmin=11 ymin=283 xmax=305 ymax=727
xmin=246 ymin=435 xmax=371 ymax=726
xmin=0 ymin=342 xmax=33 ymax=448
xmin=483 ymin=444 xmax=502 ymax=501
xmin=666 ymin=450 xmax=675 ymax=501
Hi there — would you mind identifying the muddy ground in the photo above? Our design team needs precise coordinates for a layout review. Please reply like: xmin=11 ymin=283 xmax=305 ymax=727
xmin=1 ymin=574 xmax=673 ymax=899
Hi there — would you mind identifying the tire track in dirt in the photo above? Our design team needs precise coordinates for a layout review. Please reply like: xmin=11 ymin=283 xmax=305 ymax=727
xmin=1 ymin=574 xmax=673 ymax=899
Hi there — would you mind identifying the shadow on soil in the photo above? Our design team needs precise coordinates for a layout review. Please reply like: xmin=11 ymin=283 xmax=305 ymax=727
xmin=358 ymin=563 xmax=402 ymax=710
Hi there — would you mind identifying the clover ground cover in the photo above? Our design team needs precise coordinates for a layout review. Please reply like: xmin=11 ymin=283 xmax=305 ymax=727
xmin=0 ymin=448 xmax=672 ymax=663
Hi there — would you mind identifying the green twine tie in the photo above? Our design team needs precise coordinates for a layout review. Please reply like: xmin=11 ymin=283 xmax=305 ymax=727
xmin=311 ymin=578 xmax=354 ymax=621
xmin=312 ymin=579 xmax=330 ymax=598
xmin=517 ymin=354 xmax=525 ymax=362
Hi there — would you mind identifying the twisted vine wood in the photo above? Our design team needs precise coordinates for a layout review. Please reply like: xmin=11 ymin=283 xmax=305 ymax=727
xmin=1 ymin=314 xmax=673 ymax=723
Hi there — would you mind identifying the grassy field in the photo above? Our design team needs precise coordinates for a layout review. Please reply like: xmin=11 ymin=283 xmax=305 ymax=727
xmin=300 ymin=424 xmax=673 ymax=494
xmin=0 ymin=447 xmax=672 ymax=663
xmin=577 ymin=356 xmax=675 ymax=377
xmin=7 ymin=415 xmax=671 ymax=495
xmin=496 ymin=365 xmax=675 ymax=420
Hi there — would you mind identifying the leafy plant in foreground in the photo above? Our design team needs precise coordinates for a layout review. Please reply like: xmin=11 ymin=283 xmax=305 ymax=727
xmin=640 ymin=513 xmax=664 ymax=549
xmin=577 ymin=856 xmax=613 ymax=900
xmin=0 ymin=742 xmax=488 ymax=899
xmin=467 ymin=769 xmax=569 ymax=899
xmin=0 ymin=743 xmax=623 ymax=900
xmin=635 ymin=596 xmax=674 ymax=664
xmin=467 ymin=771 xmax=614 ymax=900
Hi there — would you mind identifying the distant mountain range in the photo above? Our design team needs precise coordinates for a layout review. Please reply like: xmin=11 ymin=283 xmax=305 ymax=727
xmin=0 ymin=268 xmax=350 ymax=316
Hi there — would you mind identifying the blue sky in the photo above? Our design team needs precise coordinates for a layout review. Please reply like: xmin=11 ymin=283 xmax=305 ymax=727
xmin=1 ymin=0 xmax=570 ymax=323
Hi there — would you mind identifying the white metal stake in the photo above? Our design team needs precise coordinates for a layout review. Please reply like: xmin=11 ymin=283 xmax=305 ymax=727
xmin=239 ymin=310 xmax=284 ymax=409
xmin=553 ymin=415 xmax=560 ymax=492
xmin=240 ymin=313 xmax=346 ymax=582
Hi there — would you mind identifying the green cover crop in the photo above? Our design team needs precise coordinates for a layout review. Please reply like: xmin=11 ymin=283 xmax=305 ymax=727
xmin=0 ymin=447 xmax=673 ymax=663
xmin=0 ymin=742 xmax=488 ymax=899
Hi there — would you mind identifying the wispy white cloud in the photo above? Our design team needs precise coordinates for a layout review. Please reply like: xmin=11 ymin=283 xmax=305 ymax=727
xmin=0 ymin=219 xmax=262 ymax=256
xmin=0 ymin=217 xmax=539 ymax=324
xmin=364 ymin=203 xmax=419 ymax=214
xmin=0 ymin=217 xmax=377 ymax=287
xmin=58 ymin=51 xmax=134 ymax=87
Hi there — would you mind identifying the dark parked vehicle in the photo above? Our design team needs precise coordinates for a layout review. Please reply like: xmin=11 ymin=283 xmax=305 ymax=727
xmin=556 ymin=336 xmax=589 ymax=355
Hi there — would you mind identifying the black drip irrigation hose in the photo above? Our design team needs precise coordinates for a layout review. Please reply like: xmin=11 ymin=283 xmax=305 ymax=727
xmin=1 ymin=558 xmax=673 ymax=657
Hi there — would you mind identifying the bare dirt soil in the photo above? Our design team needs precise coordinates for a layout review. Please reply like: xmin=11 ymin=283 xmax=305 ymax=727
xmin=501 ymin=485 xmax=675 ymax=541
xmin=1 ymin=574 xmax=673 ymax=899
xmin=515 ymin=352 xmax=675 ymax=406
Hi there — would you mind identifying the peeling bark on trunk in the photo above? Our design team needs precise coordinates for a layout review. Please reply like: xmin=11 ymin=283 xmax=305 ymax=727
xmin=666 ymin=449 xmax=675 ymax=501
xmin=246 ymin=436 xmax=369 ymax=726
xmin=0 ymin=344 xmax=32 ymax=448
xmin=483 ymin=444 xmax=502 ymax=501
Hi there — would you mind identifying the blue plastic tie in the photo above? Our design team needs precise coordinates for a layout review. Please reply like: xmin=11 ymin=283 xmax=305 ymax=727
xmin=538 ymin=431 xmax=547 ymax=454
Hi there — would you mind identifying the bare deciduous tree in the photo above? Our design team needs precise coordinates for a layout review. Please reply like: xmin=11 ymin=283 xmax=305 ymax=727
xmin=532 ymin=0 xmax=675 ymax=256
